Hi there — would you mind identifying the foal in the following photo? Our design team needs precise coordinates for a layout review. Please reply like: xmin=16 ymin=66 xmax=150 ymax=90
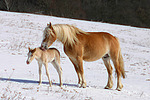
xmin=26 ymin=47 xmax=62 ymax=87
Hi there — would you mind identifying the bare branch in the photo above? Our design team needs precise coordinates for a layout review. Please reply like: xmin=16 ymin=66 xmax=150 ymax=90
xmin=4 ymin=0 xmax=10 ymax=10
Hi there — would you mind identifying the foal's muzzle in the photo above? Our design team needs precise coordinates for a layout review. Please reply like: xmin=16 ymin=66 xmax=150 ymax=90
xmin=26 ymin=60 xmax=30 ymax=64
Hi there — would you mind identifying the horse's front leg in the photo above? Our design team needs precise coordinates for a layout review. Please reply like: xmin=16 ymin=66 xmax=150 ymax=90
xmin=76 ymin=56 xmax=86 ymax=88
xmin=64 ymin=45 xmax=86 ymax=88
xmin=38 ymin=62 xmax=42 ymax=85
xmin=69 ymin=58 xmax=82 ymax=87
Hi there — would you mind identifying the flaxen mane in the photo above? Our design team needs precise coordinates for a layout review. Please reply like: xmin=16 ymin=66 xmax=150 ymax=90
xmin=44 ymin=24 xmax=88 ymax=46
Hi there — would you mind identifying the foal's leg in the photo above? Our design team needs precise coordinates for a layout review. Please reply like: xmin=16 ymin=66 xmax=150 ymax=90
xmin=52 ymin=60 xmax=63 ymax=87
xmin=69 ymin=58 xmax=82 ymax=87
xmin=102 ymin=55 xmax=113 ymax=89
xmin=38 ymin=62 xmax=42 ymax=85
xmin=76 ymin=56 xmax=86 ymax=88
xmin=44 ymin=63 xmax=52 ymax=87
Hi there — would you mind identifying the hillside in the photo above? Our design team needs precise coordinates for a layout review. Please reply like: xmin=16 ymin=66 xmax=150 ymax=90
xmin=0 ymin=0 xmax=150 ymax=28
xmin=0 ymin=11 xmax=150 ymax=100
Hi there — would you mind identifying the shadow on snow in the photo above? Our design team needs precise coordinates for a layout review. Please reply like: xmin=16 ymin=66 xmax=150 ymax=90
xmin=0 ymin=77 xmax=78 ymax=87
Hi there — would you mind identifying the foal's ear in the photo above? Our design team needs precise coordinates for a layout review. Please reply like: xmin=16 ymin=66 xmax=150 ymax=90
xmin=47 ymin=23 xmax=50 ymax=26
xmin=33 ymin=48 xmax=36 ymax=52
xmin=28 ymin=47 xmax=30 ymax=51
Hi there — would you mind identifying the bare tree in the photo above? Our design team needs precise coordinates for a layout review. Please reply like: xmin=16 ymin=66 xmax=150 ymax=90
xmin=4 ymin=0 xmax=15 ymax=11
xmin=4 ymin=0 xmax=10 ymax=10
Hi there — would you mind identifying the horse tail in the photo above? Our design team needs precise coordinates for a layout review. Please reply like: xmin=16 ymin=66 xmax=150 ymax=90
xmin=114 ymin=37 xmax=126 ymax=78
xmin=118 ymin=48 xmax=126 ymax=78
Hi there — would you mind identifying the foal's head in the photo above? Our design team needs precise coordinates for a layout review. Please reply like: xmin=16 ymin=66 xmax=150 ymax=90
xmin=41 ymin=22 xmax=56 ymax=50
xmin=26 ymin=47 xmax=36 ymax=64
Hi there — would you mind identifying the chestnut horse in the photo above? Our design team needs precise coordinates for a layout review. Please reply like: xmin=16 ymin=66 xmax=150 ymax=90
xmin=40 ymin=23 xmax=125 ymax=91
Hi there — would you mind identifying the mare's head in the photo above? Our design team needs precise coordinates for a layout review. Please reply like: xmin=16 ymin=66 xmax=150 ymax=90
xmin=26 ymin=47 xmax=36 ymax=64
xmin=41 ymin=22 xmax=56 ymax=50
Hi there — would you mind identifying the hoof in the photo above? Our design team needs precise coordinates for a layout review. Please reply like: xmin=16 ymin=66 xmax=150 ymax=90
xmin=79 ymin=85 xmax=86 ymax=88
xmin=49 ymin=81 xmax=52 ymax=87
xmin=39 ymin=82 xmax=42 ymax=85
xmin=116 ymin=84 xmax=123 ymax=91
xmin=104 ymin=84 xmax=113 ymax=89
xmin=79 ymin=82 xmax=87 ymax=88
xmin=77 ymin=81 xmax=82 ymax=87
xmin=104 ymin=86 xmax=110 ymax=89
xmin=116 ymin=88 xmax=122 ymax=91
xmin=80 ymin=85 xmax=86 ymax=88
xmin=77 ymin=84 xmax=81 ymax=87
xmin=60 ymin=83 xmax=63 ymax=87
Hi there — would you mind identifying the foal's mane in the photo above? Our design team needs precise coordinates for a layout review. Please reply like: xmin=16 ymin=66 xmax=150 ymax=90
xmin=45 ymin=24 xmax=88 ymax=46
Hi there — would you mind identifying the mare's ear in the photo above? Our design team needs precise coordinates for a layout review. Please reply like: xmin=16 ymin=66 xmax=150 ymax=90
xmin=49 ymin=22 xmax=52 ymax=27
xmin=48 ymin=22 xmax=53 ymax=29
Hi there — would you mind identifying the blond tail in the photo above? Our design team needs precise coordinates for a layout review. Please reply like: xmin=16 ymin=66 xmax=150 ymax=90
xmin=118 ymin=50 xmax=126 ymax=78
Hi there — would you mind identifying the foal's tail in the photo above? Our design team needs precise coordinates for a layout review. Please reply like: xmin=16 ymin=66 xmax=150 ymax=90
xmin=118 ymin=49 xmax=126 ymax=78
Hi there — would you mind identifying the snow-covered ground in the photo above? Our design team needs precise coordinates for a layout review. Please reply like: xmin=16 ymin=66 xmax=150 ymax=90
xmin=0 ymin=11 xmax=150 ymax=100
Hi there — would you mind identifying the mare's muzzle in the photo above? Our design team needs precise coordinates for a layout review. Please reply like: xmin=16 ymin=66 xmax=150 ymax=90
xmin=40 ymin=44 xmax=48 ymax=51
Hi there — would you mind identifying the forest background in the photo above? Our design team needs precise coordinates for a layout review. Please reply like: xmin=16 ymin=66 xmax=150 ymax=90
xmin=0 ymin=0 xmax=150 ymax=28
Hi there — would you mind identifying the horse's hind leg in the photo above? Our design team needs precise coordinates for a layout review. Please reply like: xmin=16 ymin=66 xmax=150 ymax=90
xmin=102 ymin=54 xmax=113 ymax=89
xmin=111 ymin=54 xmax=123 ymax=91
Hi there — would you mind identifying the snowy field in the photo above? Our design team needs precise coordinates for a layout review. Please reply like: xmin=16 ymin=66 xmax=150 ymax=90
xmin=0 ymin=11 xmax=150 ymax=100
